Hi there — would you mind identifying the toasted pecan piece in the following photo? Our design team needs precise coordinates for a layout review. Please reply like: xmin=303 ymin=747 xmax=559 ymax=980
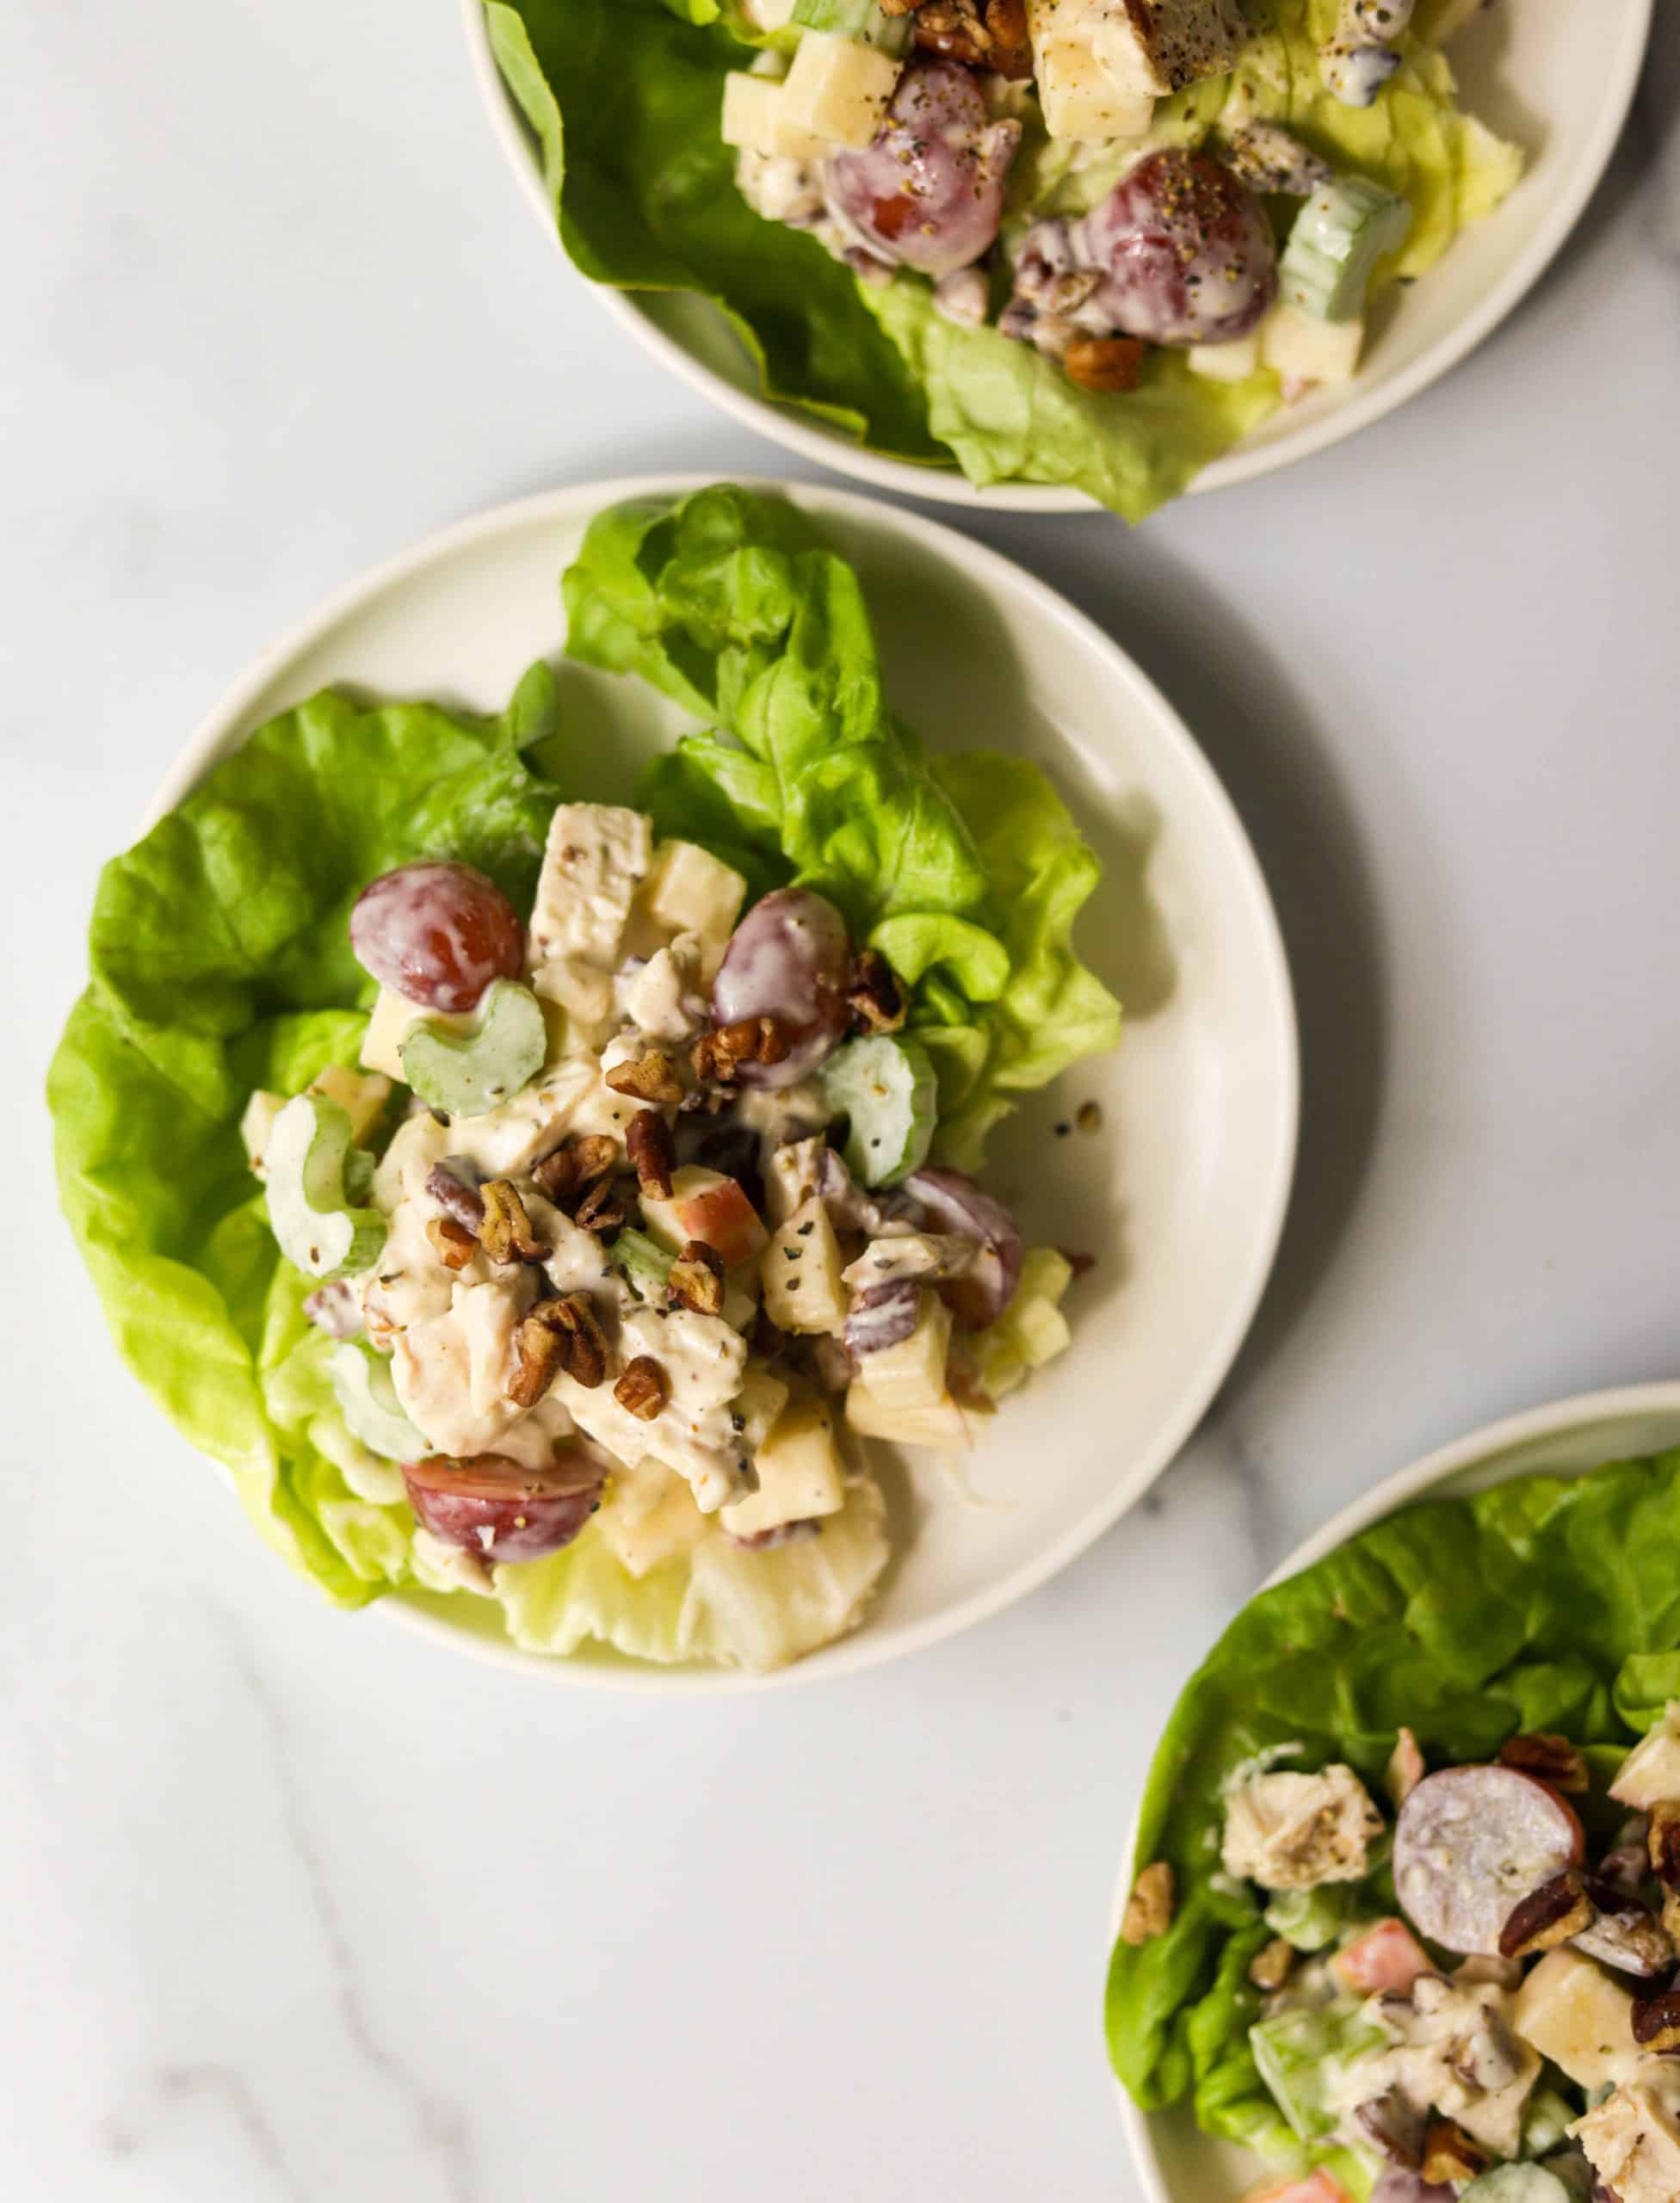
xmin=913 ymin=0 xmax=1032 ymax=77
xmin=690 ymin=1016 xmax=788 ymax=1085
xmin=479 ymin=1178 xmax=546 ymax=1264
xmin=846 ymin=948 xmax=907 ymax=1036
xmin=1633 ymin=1983 xmax=1680 ymax=2052
xmin=574 ymin=1176 xmax=627 ymax=1232
xmin=605 ymin=1050 xmax=684 ymax=1107
xmin=532 ymin=1133 xmax=618 ymax=1205
xmin=1121 ymin=1861 xmax=1175 ymax=1947
xmin=1247 ymin=1937 xmax=1296 ymax=1992
xmin=1064 ymin=336 xmax=1146 ymax=394
xmin=510 ymin=1293 xmax=609 ymax=1403
xmin=613 ymin=1355 xmax=668 ymax=1422
xmin=425 ymin=1215 xmax=478 ymax=1272
xmin=1498 ymin=1731 xmax=1590 ymax=1794
xmin=625 ymin=1108 xmax=676 ymax=1200
xmin=1650 ymin=1800 xmax=1680 ymax=1889
xmin=667 ymin=1239 xmax=725 ymax=1317
xmin=1498 ymin=1869 xmax=1597 ymax=1960
xmin=1420 ymin=2120 xmax=1487 ymax=2187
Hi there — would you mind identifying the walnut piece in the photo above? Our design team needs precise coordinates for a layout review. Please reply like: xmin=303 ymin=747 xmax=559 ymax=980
xmin=425 ymin=1215 xmax=478 ymax=1272
xmin=613 ymin=1355 xmax=668 ymax=1422
xmin=667 ymin=1239 xmax=725 ymax=1317
xmin=605 ymin=1051 xmax=684 ymax=1107
xmin=1498 ymin=1731 xmax=1590 ymax=1794
xmin=479 ymin=1179 xmax=546 ymax=1264
xmin=1121 ymin=1861 xmax=1175 ymax=1947
xmin=1064 ymin=336 xmax=1147 ymax=394
xmin=690 ymin=1017 xmax=788 ymax=1085
xmin=846 ymin=948 xmax=907 ymax=1036
xmin=625 ymin=1108 xmax=676 ymax=1200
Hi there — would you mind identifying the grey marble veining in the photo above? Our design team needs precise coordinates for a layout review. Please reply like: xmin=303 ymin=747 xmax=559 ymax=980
xmin=7 ymin=5 xmax=1680 ymax=2200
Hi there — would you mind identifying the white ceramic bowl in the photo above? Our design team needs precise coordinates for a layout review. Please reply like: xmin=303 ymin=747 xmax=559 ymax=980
xmin=147 ymin=475 xmax=1297 ymax=1691
xmin=462 ymin=1 xmax=1651 ymax=515
xmin=1115 ymin=1377 xmax=1680 ymax=2201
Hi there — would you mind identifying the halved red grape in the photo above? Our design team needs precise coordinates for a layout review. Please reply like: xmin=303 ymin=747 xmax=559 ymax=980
xmin=403 ymin=1447 xmax=605 ymax=1564
xmin=826 ymin=61 xmax=1021 ymax=281
xmin=1078 ymin=149 xmax=1275 ymax=348
xmin=711 ymin=887 xmax=851 ymax=1088
xmin=350 ymin=862 xmax=525 ymax=1013
xmin=903 ymin=1168 xmax=1022 ymax=1330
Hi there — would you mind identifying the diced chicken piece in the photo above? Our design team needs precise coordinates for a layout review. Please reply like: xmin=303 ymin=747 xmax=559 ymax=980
xmin=557 ymin=1305 xmax=749 ymax=1515
xmin=1572 ymin=2064 xmax=1680 ymax=2203
xmin=615 ymin=935 xmax=707 ymax=1043
xmin=1404 ymin=1972 xmax=1541 ymax=2158
xmin=528 ymin=803 xmax=651 ymax=975
xmin=1025 ymin=0 xmax=1247 ymax=142
xmin=392 ymin=1298 xmax=523 ymax=1457
xmin=1221 ymin=1764 xmax=1384 ymax=1891
xmin=1510 ymin=1947 xmax=1639 ymax=2094
xmin=1610 ymin=1703 xmax=1680 ymax=1811
xmin=1331 ymin=1918 xmax=1430 ymax=1996
xmin=442 ymin=1061 xmax=605 ymax=1178
xmin=454 ymin=1277 xmax=535 ymax=1423
xmin=720 ymin=1397 xmax=848 ymax=1540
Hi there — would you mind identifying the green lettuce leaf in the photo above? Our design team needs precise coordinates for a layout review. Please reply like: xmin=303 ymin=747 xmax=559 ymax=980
xmin=563 ymin=483 xmax=1120 ymax=1163
xmin=1107 ymin=1448 xmax=1680 ymax=2181
xmin=483 ymin=0 xmax=1521 ymax=515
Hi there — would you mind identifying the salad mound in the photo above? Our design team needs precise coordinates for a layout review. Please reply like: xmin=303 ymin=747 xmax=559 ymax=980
xmin=1108 ymin=1446 xmax=1680 ymax=2201
xmin=49 ymin=484 xmax=1121 ymax=1672
xmin=484 ymin=0 xmax=1522 ymax=519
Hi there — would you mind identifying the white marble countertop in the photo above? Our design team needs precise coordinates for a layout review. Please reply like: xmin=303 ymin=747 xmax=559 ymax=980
xmin=9 ymin=6 xmax=1680 ymax=2198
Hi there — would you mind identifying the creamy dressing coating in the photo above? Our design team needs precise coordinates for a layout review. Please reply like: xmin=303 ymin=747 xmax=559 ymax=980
xmin=1327 ymin=1972 xmax=1540 ymax=2158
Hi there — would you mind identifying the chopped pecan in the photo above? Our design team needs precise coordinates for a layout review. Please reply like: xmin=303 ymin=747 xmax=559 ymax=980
xmin=426 ymin=1161 xmax=485 ymax=1233
xmin=604 ymin=1050 xmax=684 ymax=1107
xmin=1121 ymin=1861 xmax=1175 ymax=1947
xmin=846 ymin=949 xmax=906 ymax=1036
xmin=1387 ymin=1725 xmax=1426 ymax=1810
xmin=574 ymin=1176 xmax=627 ymax=1233
xmin=425 ymin=1215 xmax=478 ymax=1272
xmin=1498 ymin=1731 xmax=1590 ymax=1794
xmin=1355 ymin=2092 xmax=1424 ymax=2169
xmin=512 ymin=1293 xmax=609 ymax=1401
xmin=1064 ymin=336 xmax=1147 ymax=394
xmin=479 ymin=1178 xmax=546 ymax=1264
xmin=690 ymin=1016 xmax=789 ymax=1085
xmin=1649 ymin=1801 xmax=1680 ymax=1889
xmin=1075 ymin=1099 xmax=1103 ymax=1133
xmin=914 ymin=0 xmax=1032 ymax=77
xmin=1661 ymin=1890 xmax=1680 ymax=1945
xmin=667 ymin=1239 xmax=725 ymax=1317
xmin=613 ymin=1355 xmax=668 ymax=1422
xmin=1247 ymin=1937 xmax=1296 ymax=1992
xmin=625 ymin=1108 xmax=676 ymax=1200
xmin=1498 ymin=1870 xmax=1597 ymax=1961
xmin=1419 ymin=2120 xmax=1488 ymax=2187
xmin=1633 ymin=1984 xmax=1680 ymax=2052
xmin=532 ymin=1133 xmax=618 ymax=1204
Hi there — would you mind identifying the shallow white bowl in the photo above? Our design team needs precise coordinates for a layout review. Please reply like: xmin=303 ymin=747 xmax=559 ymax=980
xmin=1115 ymin=1377 xmax=1680 ymax=2200
xmin=147 ymin=475 xmax=1297 ymax=1691
xmin=462 ymin=1 xmax=1650 ymax=515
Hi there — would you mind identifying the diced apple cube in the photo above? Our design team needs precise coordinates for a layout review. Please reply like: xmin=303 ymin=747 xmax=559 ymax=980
xmin=1609 ymin=1703 xmax=1680 ymax=1809
xmin=760 ymin=1196 xmax=849 ymax=1335
xmin=733 ymin=1365 xmax=791 ymax=1454
xmin=1010 ymin=1296 xmax=1072 ymax=1370
xmin=1262 ymin=304 xmax=1366 ymax=386
xmin=596 ymin=1465 xmax=707 ymax=1579
xmin=720 ymin=1395 xmax=847 ymax=1539
xmin=849 ymin=1292 xmax=952 ymax=1411
xmin=309 ymin=1064 xmax=392 ymax=1145
xmin=781 ymin=30 xmax=899 ymax=148
xmin=361 ymin=983 xmax=470 ymax=1081
xmin=1510 ymin=1947 xmax=1637 ymax=2093
xmin=721 ymin=72 xmax=829 ymax=162
xmin=845 ymin=1381 xmax=971 ymax=1452
xmin=638 ymin=842 xmax=747 ymax=978
xmin=1189 ymin=333 xmax=1261 ymax=383
xmin=641 ymin=1165 xmax=770 ymax=1271
xmin=1331 ymin=1919 xmax=1430 ymax=1996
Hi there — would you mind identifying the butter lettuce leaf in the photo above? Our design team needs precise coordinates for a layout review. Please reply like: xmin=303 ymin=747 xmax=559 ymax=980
xmin=1107 ymin=1449 xmax=1680 ymax=2181
xmin=563 ymin=483 xmax=1120 ymax=1162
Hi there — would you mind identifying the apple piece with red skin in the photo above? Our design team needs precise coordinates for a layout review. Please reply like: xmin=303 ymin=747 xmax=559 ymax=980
xmin=1331 ymin=1918 xmax=1431 ymax=1997
xmin=1245 ymin=2175 xmax=1356 ymax=2203
xmin=641 ymin=1165 xmax=769 ymax=1272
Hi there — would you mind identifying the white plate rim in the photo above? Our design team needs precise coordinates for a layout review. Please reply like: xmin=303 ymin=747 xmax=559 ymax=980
xmin=460 ymin=0 xmax=1652 ymax=516
xmin=145 ymin=472 xmax=1298 ymax=1693
xmin=1112 ymin=1373 xmax=1680 ymax=2201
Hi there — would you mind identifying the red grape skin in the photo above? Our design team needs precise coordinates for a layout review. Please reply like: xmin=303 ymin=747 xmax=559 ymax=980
xmin=904 ymin=1168 xmax=1023 ymax=1330
xmin=1078 ymin=149 xmax=1276 ymax=347
xmin=350 ymin=862 xmax=526 ymax=1013
xmin=711 ymin=887 xmax=852 ymax=1088
xmin=403 ymin=1449 xmax=604 ymax=1564
xmin=826 ymin=60 xmax=1021 ymax=281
